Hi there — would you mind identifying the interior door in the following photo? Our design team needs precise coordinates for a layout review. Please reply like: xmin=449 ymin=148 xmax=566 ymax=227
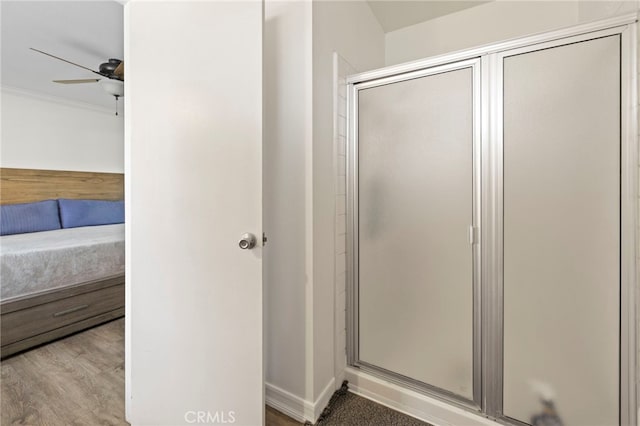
xmin=124 ymin=2 xmax=263 ymax=425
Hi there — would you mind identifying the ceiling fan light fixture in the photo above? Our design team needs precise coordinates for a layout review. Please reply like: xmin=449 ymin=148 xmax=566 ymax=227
xmin=99 ymin=78 xmax=124 ymax=97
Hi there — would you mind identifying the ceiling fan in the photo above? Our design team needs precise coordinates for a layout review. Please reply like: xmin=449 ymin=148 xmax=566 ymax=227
xmin=30 ymin=48 xmax=124 ymax=108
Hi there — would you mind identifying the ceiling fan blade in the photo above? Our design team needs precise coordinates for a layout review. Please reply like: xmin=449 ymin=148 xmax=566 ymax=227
xmin=113 ymin=62 xmax=124 ymax=80
xmin=53 ymin=79 xmax=101 ymax=84
xmin=30 ymin=48 xmax=105 ymax=77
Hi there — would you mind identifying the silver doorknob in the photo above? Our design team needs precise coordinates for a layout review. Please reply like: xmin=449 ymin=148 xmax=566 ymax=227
xmin=239 ymin=233 xmax=257 ymax=250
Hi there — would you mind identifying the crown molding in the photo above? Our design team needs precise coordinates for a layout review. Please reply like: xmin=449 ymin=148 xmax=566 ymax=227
xmin=1 ymin=85 xmax=119 ymax=115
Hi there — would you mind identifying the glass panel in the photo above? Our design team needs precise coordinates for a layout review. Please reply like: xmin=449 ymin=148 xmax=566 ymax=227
xmin=358 ymin=67 xmax=474 ymax=399
xmin=503 ymin=36 xmax=620 ymax=425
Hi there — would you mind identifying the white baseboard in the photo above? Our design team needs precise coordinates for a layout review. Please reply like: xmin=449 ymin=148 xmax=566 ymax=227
xmin=265 ymin=378 xmax=336 ymax=424
xmin=265 ymin=383 xmax=307 ymax=423
xmin=312 ymin=378 xmax=336 ymax=421
xmin=345 ymin=368 xmax=500 ymax=426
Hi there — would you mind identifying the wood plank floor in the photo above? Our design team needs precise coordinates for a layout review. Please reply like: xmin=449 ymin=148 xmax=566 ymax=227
xmin=2 ymin=318 xmax=126 ymax=425
xmin=266 ymin=407 xmax=302 ymax=426
xmin=1 ymin=319 xmax=302 ymax=426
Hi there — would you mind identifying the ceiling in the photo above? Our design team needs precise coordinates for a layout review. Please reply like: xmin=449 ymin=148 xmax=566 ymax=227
xmin=366 ymin=0 xmax=492 ymax=33
xmin=1 ymin=1 xmax=124 ymax=109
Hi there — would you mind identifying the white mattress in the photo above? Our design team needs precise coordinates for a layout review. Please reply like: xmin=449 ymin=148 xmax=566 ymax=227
xmin=0 ymin=224 xmax=124 ymax=300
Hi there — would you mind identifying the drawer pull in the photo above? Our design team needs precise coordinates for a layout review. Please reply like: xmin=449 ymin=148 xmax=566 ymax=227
xmin=53 ymin=304 xmax=89 ymax=317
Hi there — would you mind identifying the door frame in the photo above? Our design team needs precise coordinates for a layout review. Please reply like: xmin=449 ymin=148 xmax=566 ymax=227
xmin=345 ymin=12 xmax=638 ymax=425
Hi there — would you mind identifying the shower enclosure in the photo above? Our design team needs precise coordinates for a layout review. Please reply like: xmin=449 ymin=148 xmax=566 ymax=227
xmin=346 ymin=16 xmax=637 ymax=426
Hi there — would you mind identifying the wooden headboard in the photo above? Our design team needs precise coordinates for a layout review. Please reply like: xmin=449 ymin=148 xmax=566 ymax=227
xmin=0 ymin=168 xmax=124 ymax=205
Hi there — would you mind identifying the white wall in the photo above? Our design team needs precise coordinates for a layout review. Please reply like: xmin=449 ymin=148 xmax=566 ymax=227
xmin=263 ymin=0 xmax=384 ymax=422
xmin=578 ymin=0 xmax=639 ymax=22
xmin=312 ymin=0 xmax=384 ymax=402
xmin=385 ymin=1 xmax=578 ymax=65
xmin=385 ymin=1 xmax=638 ymax=66
xmin=1 ymin=87 xmax=124 ymax=173
xmin=264 ymin=0 xmax=312 ymax=407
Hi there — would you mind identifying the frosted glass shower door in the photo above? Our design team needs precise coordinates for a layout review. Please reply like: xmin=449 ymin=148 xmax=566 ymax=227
xmin=356 ymin=64 xmax=476 ymax=400
xmin=502 ymin=35 xmax=620 ymax=425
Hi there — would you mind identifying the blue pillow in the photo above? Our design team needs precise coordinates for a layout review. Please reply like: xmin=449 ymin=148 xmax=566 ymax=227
xmin=58 ymin=199 xmax=124 ymax=228
xmin=0 ymin=200 xmax=62 ymax=236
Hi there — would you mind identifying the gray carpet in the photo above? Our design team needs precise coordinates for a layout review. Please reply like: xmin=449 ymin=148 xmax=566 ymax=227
xmin=316 ymin=390 xmax=432 ymax=426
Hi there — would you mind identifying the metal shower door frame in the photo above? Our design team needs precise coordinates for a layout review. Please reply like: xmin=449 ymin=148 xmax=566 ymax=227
xmin=345 ymin=13 xmax=638 ymax=426
xmin=346 ymin=57 xmax=484 ymax=411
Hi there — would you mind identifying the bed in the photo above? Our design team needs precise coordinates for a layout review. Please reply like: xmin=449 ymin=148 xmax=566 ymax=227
xmin=0 ymin=168 xmax=125 ymax=358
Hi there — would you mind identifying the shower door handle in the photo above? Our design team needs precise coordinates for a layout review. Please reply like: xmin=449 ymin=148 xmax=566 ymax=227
xmin=468 ymin=226 xmax=478 ymax=245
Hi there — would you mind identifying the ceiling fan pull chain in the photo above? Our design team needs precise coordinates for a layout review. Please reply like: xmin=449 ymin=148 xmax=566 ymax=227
xmin=115 ymin=95 xmax=119 ymax=116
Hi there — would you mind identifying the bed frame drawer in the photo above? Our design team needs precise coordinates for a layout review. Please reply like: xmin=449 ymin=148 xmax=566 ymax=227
xmin=1 ymin=275 xmax=124 ymax=357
